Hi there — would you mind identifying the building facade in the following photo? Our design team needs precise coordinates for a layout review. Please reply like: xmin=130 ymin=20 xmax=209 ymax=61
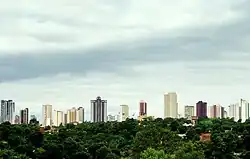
xmin=209 ymin=105 xmax=221 ymax=118
xmin=224 ymin=110 xmax=228 ymax=118
xmin=241 ymin=99 xmax=249 ymax=122
xmin=42 ymin=104 xmax=52 ymax=126
xmin=1 ymin=100 xmax=15 ymax=123
xmin=76 ymin=107 xmax=84 ymax=123
xmin=221 ymin=107 xmax=225 ymax=118
xmin=53 ymin=110 xmax=64 ymax=126
xmin=139 ymin=100 xmax=147 ymax=116
xmin=196 ymin=101 xmax=207 ymax=118
xmin=67 ymin=107 xmax=77 ymax=123
xmin=121 ymin=105 xmax=129 ymax=121
xmin=164 ymin=92 xmax=178 ymax=118
xmin=20 ymin=108 xmax=29 ymax=124
xmin=229 ymin=103 xmax=239 ymax=121
xmin=184 ymin=105 xmax=194 ymax=120
xmin=91 ymin=96 xmax=107 ymax=122
xmin=64 ymin=114 xmax=67 ymax=125
xmin=228 ymin=99 xmax=249 ymax=122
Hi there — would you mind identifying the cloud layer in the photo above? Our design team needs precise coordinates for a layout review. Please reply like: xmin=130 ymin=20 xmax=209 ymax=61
xmin=0 ymin=0 xmax=250 ymax=121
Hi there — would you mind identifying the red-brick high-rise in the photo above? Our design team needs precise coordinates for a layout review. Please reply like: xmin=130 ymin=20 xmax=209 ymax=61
xmin=139 ymin=100 xmax=147 ymax=116
xmin=196 ymin=101 xmax=207 ymax=118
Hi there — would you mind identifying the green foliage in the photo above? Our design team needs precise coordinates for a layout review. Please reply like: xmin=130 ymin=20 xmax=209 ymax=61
xmin=0 ymin=118 xmax=249 ymax=158
xmin=140 ymin=148 xmax=172 ymax=159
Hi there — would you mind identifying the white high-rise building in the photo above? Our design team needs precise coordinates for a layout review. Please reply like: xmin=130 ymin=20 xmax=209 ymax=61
xmin=53 ymin=110 xmax=63 ymax=126
xmin=120 ymin=105 xmax=129 ymax=121
xmin=164 ymin=92 xmax=178 ymax=118
xmin=76 ymin=107 xmax=84 ymax=123
xmin=240 ymin=99 xmax=249 ymax=122
xmin=229 ymin=103 xmax=240 ymax=121
xmin=1 ymin=100 xmax=15 ymax=124
xmin=229 ymin=99 xmax=250 ymax=122
xmin=42 ymin=104 xmax=52 ymax=126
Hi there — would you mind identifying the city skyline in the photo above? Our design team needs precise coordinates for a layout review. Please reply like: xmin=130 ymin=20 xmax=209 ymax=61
xmin=1 ymin=94 xmax=250 ymax=122
xmin=1 ymin=94 xmax=249 ymax=124
xmin=1 ymin=1 xmax=250 ymax=121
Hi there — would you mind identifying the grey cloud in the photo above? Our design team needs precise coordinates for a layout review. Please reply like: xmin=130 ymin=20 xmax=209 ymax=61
xmin=1 ymin=10 xmax=250 ymax=82
xmin=186 ymin=63 xmax=250 ymax=73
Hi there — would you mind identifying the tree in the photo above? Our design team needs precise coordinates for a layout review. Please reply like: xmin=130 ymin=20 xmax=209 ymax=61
xmin=0 ymin=117 xmax=248 ymax=159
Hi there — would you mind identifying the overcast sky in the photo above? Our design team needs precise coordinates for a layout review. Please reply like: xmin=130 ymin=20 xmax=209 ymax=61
xmin=1 ymin=0 xmax=250 ymax=121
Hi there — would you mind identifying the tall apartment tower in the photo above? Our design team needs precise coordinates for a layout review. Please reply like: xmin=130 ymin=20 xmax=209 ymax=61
xmin=229 ymin=103 xmax=240 ymax=121
xmin=67 ymin=107 xmax=77 ymax=123
xmin=196 ymin=101 xmax=207 ymax=118
xmin=64 ymin=114 xmax=67 ymax=125
xmin=53 ymin=110 xmax=63 ymax=126
xmin=221 ymin=107 xmax=225 ymax=118
xmin=139 ymin=100 xmax=147 ymax=116
xmin=1 ymin=100 xmax=15 ymax=123
xmin=224 ymin=111 xmax=228 ymax=118
xmin=228 ymin=99 xmax=249 ymax=122
xmin=240 ymin=99 xmax=249 ymax=122
xmin=76 ymin=107 xmax=84 ymax=123
xmin=209 ymin=105 xmax=221 ymax=118
xmin=20 ymin=108 xmax=29 ymax=124
xmin=42 ymin=104 xmax=52 ymax=126
xmin=91 ymin=96 xmax=107 ymax=122
xmin=164 ymin=92 xmax=178 ymax=118
xmin=121 ymin=105 xmax=129 ymax=121
xmin=184 ymin=105 xmax=194 ymax=120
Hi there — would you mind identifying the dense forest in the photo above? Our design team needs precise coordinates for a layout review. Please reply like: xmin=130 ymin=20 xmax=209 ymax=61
xmin=1 ymin=117 xmax=250 ymax=159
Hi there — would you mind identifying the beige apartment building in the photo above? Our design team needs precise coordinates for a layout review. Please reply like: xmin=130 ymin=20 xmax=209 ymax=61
xmin=53 ymin=110 xmax=64 ymax=126
xmin=164 ymin=92 xmax=178 ymax=118
xmin=120 ymin=105 xmax=129 ymax=121
xmin=42 ymin=104 xmax=53 ymax=126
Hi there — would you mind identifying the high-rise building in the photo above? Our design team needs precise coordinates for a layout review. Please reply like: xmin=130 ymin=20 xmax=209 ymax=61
xmin=91 ymin=96 xmax=107 ymax=122
xmin=67 ymin=107 xmax=77 ymax=123
xmin=164 ymin=92 xmax=178 ymax=118
xmin=14 ymin=115 xmax=20 ymax=124
xmin=221 ymin=107 xmax=225 ymax=118
xmin=139 ymin=100 xmax=147 ymax=116
xmin=240 ymin=99 xmax=249 ymax=122
xmin=209 ymin=105 xmax=221 ymax=118
xmin=1 ymin=100 xmax=15 ymax=123
xmin=229 ymin=103 xmax=240 ymax=121
xmin=196 ymin=101 xmax=207 ymax=118
xmin=20 ymin=108 xmax=29 ymax=124
xmin=76 ymin=107 xmax=84 ymax=123
xmin=224 ymin=110 xmax=228 ymax=118
xmin=64 ymin=114 xmax=67 ymax=125
xmin=184 ymin=105 xmax=194 ymax=120
xmin=120 ymin=105 xmax=129 ymax=121
xmin=53 ymin=110 xmax=63 ymax=126
xmin=228 ymin=99 xmax=249 ymax=122
xmin=42 ymin=104 xmax=52 ymax=126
